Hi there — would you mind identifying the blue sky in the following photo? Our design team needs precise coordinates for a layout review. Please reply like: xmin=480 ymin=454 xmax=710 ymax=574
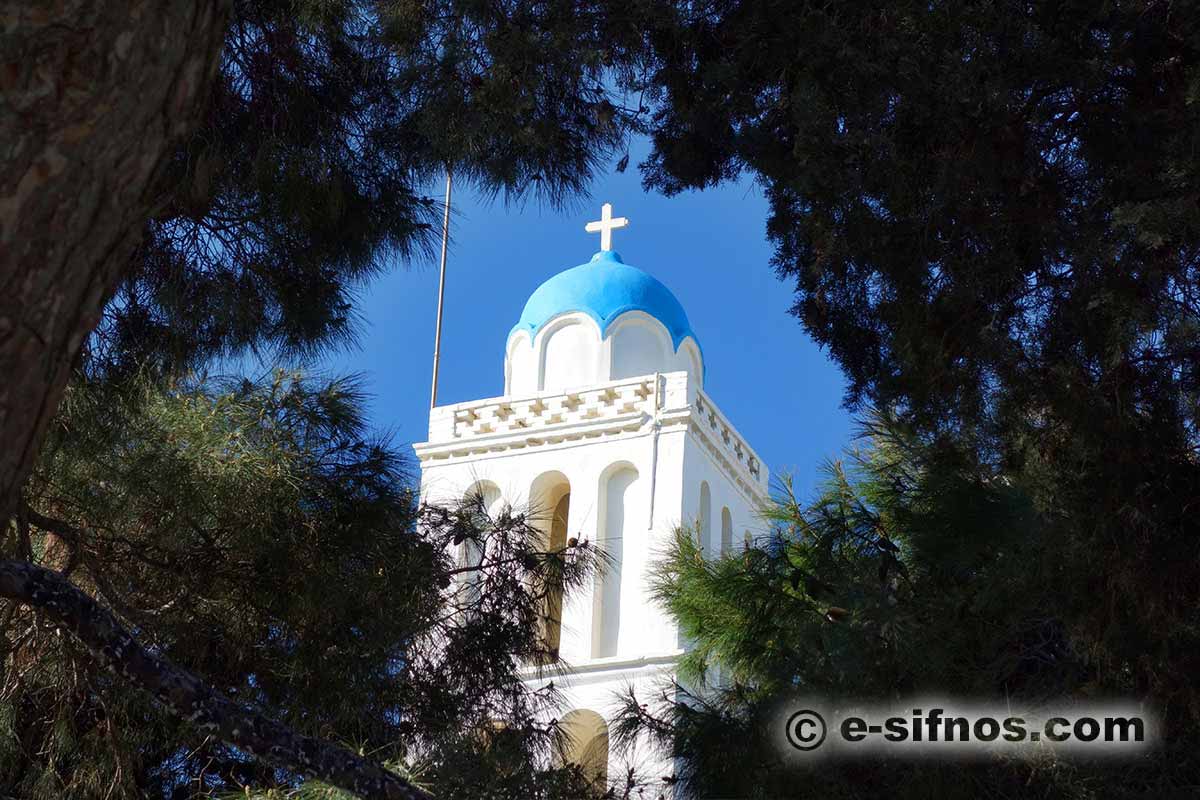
xmin=323 ymin=142 xmax=856 ymax=497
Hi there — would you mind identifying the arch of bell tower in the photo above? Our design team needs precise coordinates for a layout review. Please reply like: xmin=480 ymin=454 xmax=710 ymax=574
xmin=529 ymin=470 xmax=571 ymax=661
xmin=505 ymin=309 xmax=702 ymax=396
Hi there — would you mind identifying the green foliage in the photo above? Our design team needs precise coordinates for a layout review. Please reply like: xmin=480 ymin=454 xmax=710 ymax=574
xmin=18 ymin=1 xmax=1200 ymax=796
xmin=2 ymin=371 xmax=603 ymax=799
xmin=93 ymin=0 xmax=650 ymax=378
xmin=16 ymin=3 xmax=663 ymax=794
xmin=617 ymin=416 xmax=1193 ymax=799
xmin=632 ymin=0 xmax=1200 ymax=776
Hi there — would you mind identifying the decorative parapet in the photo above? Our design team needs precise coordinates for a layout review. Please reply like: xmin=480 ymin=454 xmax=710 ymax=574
xmin=415 ymin=371 xmax=768 ymax=500
xmin=689 ymin=387 xmax=770 ymax=496
xmin=426 ymin=375 xmax=658 ymax=443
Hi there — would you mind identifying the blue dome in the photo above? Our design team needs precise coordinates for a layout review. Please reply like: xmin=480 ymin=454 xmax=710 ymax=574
xmin=511 ymin=251 xmax=699 ymax=351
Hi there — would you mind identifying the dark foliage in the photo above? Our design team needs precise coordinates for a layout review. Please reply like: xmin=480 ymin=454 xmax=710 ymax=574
xmin=635 ymin=0 xmax=1200 ymax=747
xmin=615 ymin=419 xmax=1193 ymax=799
xmin=91 ymin=0 xmax=651 ymax=378
xmin=3 ymin=1 xmax=655 ymax=794
xmin=3 ymin=371 xmax=603 ymax=798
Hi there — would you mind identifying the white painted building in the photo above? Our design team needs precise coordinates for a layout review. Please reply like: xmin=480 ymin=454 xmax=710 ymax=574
xmin=413 ymin=205 xmax=769 ymax=790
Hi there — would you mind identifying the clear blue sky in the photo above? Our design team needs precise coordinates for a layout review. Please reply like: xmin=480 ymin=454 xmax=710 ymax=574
xmin=322 ymin=141 xmax=856 ymax=497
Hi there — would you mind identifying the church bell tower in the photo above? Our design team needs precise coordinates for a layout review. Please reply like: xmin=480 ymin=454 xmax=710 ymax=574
xmin=413 ymin=204 xmax=768 ymax=788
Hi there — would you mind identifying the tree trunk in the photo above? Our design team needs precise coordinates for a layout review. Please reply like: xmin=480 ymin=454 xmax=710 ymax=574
xmin=0 ymin=5 xmax=431 ymax=798
xmin=0 ymin=0 xmax=227 ymax=523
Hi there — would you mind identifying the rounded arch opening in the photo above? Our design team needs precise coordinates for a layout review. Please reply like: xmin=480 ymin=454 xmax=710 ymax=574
xmin=538 ymin=314 xmax=601 ymax=392
xmin=676 ymin=337 xmax=704 ymax=388
xmin=505 ymin=331 xmax=536 ymax=396
xmin=558 ymin=709 xmax=608 ymax=789
xmin=593 ymin=462 xmax=639 ymax=659
xmin=460 ymin=480 xmax=503 ymax=607
xmin=608 ymin=311 xmax=671 ymax=380
xmin=529 ymin=471 xmax=571 ymax=661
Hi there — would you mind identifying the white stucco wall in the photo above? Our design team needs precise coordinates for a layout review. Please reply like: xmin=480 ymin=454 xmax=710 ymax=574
xmin=418 ymin=397 xmax=691 ymax=665
xmin=414 ymin=369 xmax=768 ymax=791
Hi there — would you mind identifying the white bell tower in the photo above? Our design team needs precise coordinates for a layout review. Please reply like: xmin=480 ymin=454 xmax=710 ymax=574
xmin=413 ymin=205 xmax=769 ymax=789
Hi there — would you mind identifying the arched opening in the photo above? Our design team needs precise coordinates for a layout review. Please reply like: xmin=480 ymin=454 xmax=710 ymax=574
xmin=593 ymin=464 xmax=639 ymax=658
xmin=674 ymin=338 xmax=704 ymax=389
xmin=558 ymin=709 xmax=608 ymax=789
xmin=460 ymin=481 xmax=503 ymax=608
xmin=609 ymin=314 xmax=668 ymax=380
xmin=529 ymin=471 xmax=571 ymax=662
xmin=698 ymin=481 xmax=712 ymax=552
xmin=505 ymin=333 xmax=536 ymax=396
xmin=540 ymin=318 xmax=598 ymax=392
xmin=721 ymin=506 xmax=733 ymax=556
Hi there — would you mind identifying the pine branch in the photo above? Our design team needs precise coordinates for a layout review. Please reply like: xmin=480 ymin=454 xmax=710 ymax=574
xmin=23 ymin=506 xmax=83 ymax=544
xmin=0 ymin=559 xmax=431 ymax=800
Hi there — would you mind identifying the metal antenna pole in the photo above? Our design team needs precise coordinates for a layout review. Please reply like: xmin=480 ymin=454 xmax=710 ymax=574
xmin=430 ymin=169 xmax=453 ymax=410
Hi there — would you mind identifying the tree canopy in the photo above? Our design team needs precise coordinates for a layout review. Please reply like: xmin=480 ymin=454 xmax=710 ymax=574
xmin=6 ymin=370 xmax=606 ymax=798
xmin=3 ymin=0 xmax=648 ymax=795
xmin=94 ymin=0 xmax=649 ymax=379
xmin=6 ymin=0 xmax=1200 ymax=796
xmin=617 ymin=418 xmax=1192 ymax=798
xmin=631 ymin=0 xmax=1200 ymax=758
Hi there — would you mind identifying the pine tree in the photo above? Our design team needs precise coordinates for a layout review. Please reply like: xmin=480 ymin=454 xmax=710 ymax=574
xmin=6 ymin=369 xmax=606 ymax=798
xmin=92 ymin=0 xmax=649 ymax=380
xmin=2 ymin=1 xmax=648 ymax=793
xmin=632 ymin=0 xmax=1200 ymax=765
xmin=614 ymin=416 xmax=1192 ymax=798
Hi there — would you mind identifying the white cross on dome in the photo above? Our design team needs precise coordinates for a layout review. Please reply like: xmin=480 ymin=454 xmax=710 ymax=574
xmin=585 ymin=202 xmax=629 ymax=252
